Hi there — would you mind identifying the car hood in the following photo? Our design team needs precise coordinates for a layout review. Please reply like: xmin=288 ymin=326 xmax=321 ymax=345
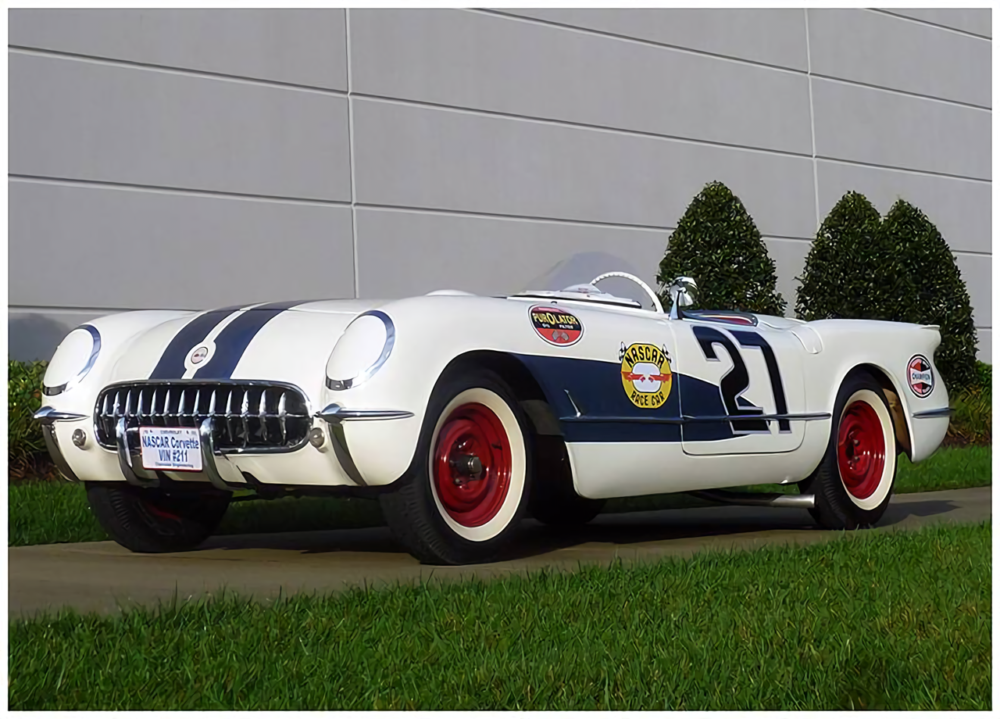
xmin=106 ymin=300 xmax=383 ymax=389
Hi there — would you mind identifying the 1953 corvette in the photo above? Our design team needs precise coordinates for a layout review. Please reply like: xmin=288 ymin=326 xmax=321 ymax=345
xmin=36 ymin=264 xmax=951 ymax=564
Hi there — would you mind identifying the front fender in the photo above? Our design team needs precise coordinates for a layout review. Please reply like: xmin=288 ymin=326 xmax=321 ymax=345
xmin=323 ymin=294 xmax=645 ymax=485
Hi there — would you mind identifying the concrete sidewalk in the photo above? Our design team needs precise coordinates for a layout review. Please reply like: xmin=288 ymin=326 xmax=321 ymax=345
xmin=8 ymin=486 xmax=991 ymax=618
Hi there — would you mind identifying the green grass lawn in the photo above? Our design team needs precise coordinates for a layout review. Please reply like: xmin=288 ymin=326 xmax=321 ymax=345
xmin=8 ymin=521 xmax=990 ymax=711
xmin=8 ymin=446 xmax=991 ymax=547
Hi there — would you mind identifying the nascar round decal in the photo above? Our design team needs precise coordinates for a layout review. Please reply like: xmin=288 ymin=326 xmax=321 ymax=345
xmin=907 ymin=354 xmax=934 ymax=398
xmin=529 ymin=305 xmax=583 ymax=346
xmin=620 ymin=343 xmax=672 ymax=409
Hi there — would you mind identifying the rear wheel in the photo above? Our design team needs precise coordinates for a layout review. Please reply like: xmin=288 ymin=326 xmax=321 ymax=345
xmin=802 ymin=372 xmax=898 ymax=530
xmin=379 ymin=367 xmax=532 ymax=565
xmin=86 ymin=482 xmax=230 ymax=553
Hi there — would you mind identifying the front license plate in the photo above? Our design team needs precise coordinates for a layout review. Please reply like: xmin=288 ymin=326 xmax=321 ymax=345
xmin=139 ymin=427 xmax=203 ymax=472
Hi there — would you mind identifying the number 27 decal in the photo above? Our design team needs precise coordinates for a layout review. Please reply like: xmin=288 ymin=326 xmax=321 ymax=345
xmin=692 ymin=325 xmax=790 ymax=434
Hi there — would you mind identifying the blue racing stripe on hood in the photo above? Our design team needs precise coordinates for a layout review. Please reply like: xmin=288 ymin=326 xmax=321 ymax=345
xmin=148 ymin=305 xmax=244 ymax=380
xmin=193 ymin=300 xmax=307 ymax=379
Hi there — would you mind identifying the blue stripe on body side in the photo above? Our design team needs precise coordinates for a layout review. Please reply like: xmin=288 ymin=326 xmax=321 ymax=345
xmin=148 ymin=305 xmax=244 ymax=379
xmin=512 ymin=353 xmax=736 ymax=443
xmin=193 ymin=300 xmax=307 ymax=379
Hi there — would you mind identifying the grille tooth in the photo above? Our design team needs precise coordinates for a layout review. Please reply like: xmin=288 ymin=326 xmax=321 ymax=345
xmin=278 ymin=392 xmax=288 ymax=444
xmin=240 ymin=391 xmax=250 ymax=448
xmin=258 ymin=390 xmax=269 ymax=443
xmin=225 ymin=389 xmax=237 ymax=446
xmin=164 ymin=389 xmax=173 ymax=425
xmin=178 ymin=390 xmax=187 ymax=427
xmin=194 ymin=389 xmax=202 ymax=425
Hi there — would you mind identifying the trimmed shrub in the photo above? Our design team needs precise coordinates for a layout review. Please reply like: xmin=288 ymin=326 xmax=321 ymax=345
xmin=795 ymin=191 xmax=889 ymax=321
xmin=656 ymin=181 xmax=785 ymax=315
xmin=9 ymin=360 xmax=48 ymax=475
xmin=879 ymin=200 xmax=978 ymax=392
xmin=797 ymin=193 xmax=980 ymax=392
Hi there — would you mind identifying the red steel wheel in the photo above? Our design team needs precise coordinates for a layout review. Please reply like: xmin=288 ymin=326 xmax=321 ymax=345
xmin=432 ymin=403 xmax=512 ymax=527
xmin=837 ymin=399 xmax=886 ymax=500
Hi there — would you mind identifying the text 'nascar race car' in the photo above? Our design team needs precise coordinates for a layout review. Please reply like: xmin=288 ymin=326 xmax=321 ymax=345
xmin=36 ymin=265 xmax=950 ymax=565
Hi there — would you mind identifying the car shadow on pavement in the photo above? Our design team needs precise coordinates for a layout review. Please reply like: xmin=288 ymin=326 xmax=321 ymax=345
xmin=195 ymin=496 xmax=962 ymax=563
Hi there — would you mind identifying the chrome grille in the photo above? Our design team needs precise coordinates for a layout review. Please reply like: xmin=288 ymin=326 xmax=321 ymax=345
xmin=95 ymin=382 xmax=311 ymax=452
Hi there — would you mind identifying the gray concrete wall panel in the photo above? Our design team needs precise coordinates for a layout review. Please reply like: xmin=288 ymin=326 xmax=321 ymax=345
xmin=351 ymin=9 xmax=812 ymax=154
xmin=764 ymin=238 xmax=811 ymax=310
xmin=355 ymin=208 xmax=667 ymax=299
xmin=879 ymin=8 xmax=991 ymax=38
xmin=352 ymin=99 xmax=817 ymax=239
xmin=496 ymin=8 xmax=808 ymax=70
xmin=815 ymin=160 xmax=991 ymax=255
xmin=954 ymin=253 xmax=992 ymax=329
xmin=9 ymin=179 xmax=355 ymax=311
xmin=9 ymin=52 xmax=351 ymax=200
xmin=808 ymin=9 xmax=991 ymax=108
xmin=812 ymin=78 xmax=991 ymax=180
xmin=976 ymin=330 xmax=992 ymax=363
xmin=9 ymin=9 xmax=348 ymax=90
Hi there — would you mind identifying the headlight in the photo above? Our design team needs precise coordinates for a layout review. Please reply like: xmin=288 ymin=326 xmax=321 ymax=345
xmin=326 ymin=311 xmax=395 ymax=391
xmin=43 ymin=325 xmax=101 ymax=396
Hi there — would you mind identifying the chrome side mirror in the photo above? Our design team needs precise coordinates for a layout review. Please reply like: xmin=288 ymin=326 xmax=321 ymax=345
xmin=667 ymin=276 xmax=697 ymax=320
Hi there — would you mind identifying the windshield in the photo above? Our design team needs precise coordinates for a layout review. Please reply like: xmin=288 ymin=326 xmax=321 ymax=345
xmin=516 ymin=251 xmax=658 ymax=309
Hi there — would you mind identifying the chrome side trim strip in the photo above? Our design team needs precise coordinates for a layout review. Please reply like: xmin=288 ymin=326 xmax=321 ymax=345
xmin=115 ymin=417 xmax=158 ymax=488
xmin=912 ymin=407 xmax=953 ymax=419
xmin=41 ymin=423 xmax=80 ymax=483
xmin=43 ymin=325 xmax=102 ymax=397
xmin=327 ymin=310 xmax=396 ymax=391
xmin=560 ymin=412 xmax=831 ymax=425
xmin=690 ymin=489 xmax=815 ymax=509
xmin=316 ymin=404 xmax=414 ymax=423
xmin=34 ymin=406 xmax=88 ymax=424
xmin=199 ymin=417 xmax=232 ymax=491
xmin=681 ymin=412 xmax=831 ymax=423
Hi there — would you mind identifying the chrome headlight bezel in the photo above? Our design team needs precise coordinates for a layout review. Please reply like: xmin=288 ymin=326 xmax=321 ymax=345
xmin=326 ymin=310 xmax=395 ymax=391
xmin=43 ymin=325 xmax=102 ymax=397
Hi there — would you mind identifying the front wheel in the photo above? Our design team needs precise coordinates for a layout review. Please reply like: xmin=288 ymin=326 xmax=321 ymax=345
xmin=802 ymin=371 xmax=898 ymax=530
xmin=379 ymin=367 xmax=532 ymax=565
xmin=86 ymin=482 xmax=230 ymax=553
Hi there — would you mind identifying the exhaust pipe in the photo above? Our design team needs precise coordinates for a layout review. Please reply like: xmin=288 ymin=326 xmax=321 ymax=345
xmin=689 ymin=489 xmax=815 ymax=509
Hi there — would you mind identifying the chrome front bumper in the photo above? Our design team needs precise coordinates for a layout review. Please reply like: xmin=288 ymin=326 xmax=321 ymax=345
xmin=35 ymin=402 xmax=416 ymax=490
xmin=33 ymin=407 xmax=86 ymax=483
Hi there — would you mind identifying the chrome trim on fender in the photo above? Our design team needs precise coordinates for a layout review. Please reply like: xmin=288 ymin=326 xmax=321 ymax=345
xmin=199 ymin=417 xmax=233 ymax=491
xmin=115 ymin=417 xmax=159 ymax=488
xmin=34 ymin=406 xmax=88 ymax=424
xmin=326 ymin=310 xmax=396 ymax=391
xmin=41 ymin=423 xmax=81 ymax=483
xmin=316 ymin=404 xmax=414 ymax=423
xmin=43 ymin=325 xmax=102 ymax=397
xmin=911 ymin=407 xmax=953 ymax=419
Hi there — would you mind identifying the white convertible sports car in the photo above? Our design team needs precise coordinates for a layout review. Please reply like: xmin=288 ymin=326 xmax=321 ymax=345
xmin=36 ymin=263 xmax=950 ymax=564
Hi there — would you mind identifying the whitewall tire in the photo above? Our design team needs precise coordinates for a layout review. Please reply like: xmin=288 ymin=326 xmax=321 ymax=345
xmin=379 ymin=366 xmax=533 ymax=565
